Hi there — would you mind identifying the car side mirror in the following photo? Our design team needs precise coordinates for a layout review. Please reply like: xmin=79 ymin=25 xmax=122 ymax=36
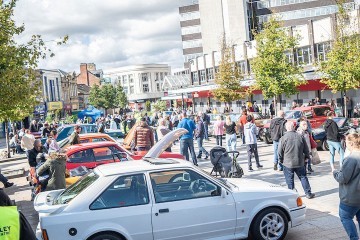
xmin=221 ymin=187 xmax=227 ymax=198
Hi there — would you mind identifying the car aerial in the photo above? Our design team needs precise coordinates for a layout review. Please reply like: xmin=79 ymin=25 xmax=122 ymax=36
xmin=262 ymin=105 xmax=333 ymax=144
xmin=64 ymin=139 xmax=184 ymax=170
xmin=312 ymin=117 xmax=358 ymax=150
xmin=56 ymin=124 xmax=124 ymax=142
xmin=34 ymin=129 xmax=306 ymax=240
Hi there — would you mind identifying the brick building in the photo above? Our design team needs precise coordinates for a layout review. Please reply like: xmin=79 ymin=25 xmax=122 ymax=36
xmin=76 ymin=63 xmax=103 ymax=87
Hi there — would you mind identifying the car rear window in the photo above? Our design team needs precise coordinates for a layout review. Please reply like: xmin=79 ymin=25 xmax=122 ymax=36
xmin=54 ymin=171 xmax=99 ymax=205
xmin=313 ymin=107 xmax=331 ymax=116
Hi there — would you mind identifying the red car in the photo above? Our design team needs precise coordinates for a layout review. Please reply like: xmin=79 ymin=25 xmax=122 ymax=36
xmin=65 ymin=141 xmax=184 ymax=170
xmin=262 ymin=105 xmax=333 ymax=143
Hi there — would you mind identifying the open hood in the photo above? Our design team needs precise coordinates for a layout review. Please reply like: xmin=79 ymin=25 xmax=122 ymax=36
xmin=144 ymin=128 xmax=188 ymax=158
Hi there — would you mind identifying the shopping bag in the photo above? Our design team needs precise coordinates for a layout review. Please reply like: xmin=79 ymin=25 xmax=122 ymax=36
xmin=311 ymin=148 xmax=321 ymax=165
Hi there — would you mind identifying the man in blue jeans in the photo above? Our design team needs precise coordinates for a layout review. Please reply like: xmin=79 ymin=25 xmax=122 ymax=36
xmin=278 ymin=122 xmax=315 ymax=199
xmin=195 ymin=116 xmax=209 ymax=159
xmin=333 ymin=133 xmax=360 ymax=240
xmin=270 ymin=110 xmax=286 ymax=171
xmin=178 ymin=112 xmax=198 ymax=165
xmin=324 ymin=111 xmax=344 ymax=170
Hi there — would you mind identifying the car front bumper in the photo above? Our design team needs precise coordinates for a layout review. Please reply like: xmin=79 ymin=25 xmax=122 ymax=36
xmin=290 ymin=206 xmax=306 ymax=227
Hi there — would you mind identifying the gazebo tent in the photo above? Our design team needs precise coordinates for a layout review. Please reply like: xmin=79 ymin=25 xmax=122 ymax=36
xmin=77 ymin=106 xmax=102 ymax=123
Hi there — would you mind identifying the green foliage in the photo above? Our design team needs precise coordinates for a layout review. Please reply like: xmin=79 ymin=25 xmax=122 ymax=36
xmin=212 ymin=42 xmax=246 ymax=103
xmin=251 ymin=17 xmax=304 ymax=99
xmin=115 ymin=84 xmax=128 ymax=108
xmin=152 ymin=100 xmax=167 ymax=112
xmin=89 ymin=84 xmax=117 ymax=111
xmin=145 ymin=100 xmax=151 ymax=112
xmin=64 ymin=114 xmax=75 ymax=124
xmin=318 ymin=2 xmax=360 ymax=96
xmin=0 ymin=0 xmax=67 ymax=123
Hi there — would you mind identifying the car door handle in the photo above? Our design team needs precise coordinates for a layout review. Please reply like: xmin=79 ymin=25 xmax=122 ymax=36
xmin=159 ymin=208 xmax=169 ymax=213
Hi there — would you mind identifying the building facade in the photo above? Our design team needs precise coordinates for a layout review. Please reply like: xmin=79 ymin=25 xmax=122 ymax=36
xmin=61 ymin=71 xmax=79 ymax=111
xmin=104 ymin=64 xmax=171 ymax=110
xmin=174 ymin=0 xmax=360 ymax=113
xmin=76 ymin=63 xmax=103 ymax=87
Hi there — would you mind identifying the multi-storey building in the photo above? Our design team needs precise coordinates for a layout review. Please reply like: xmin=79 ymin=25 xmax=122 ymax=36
xmin=172 ymin=0 xmax=360 ymax=113
xmin=103 ymin=64 xmax=171 ymax=110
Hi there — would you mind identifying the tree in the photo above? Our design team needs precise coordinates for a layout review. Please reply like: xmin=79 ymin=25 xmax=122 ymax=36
xmin=0 ymin=0 xmax=67 ymax=157
xmin=251 ymin=17 xmax=304 ymax=112
xmin=115 ymin=84 xmax=128 ymax=109
xmin=152 ymin=100 xmax=167 ymax=112
xmin=101 ymin=84 xmax=117 ymax=113
xmin=88 ymin=84 xmax=104 ymax=108
xmin=318 ymin=1 xmax=360 ymax=115
xmin=212 ymin=41 xmax=247 ymax=106
xmin=145 ymin=101 xmax=151 ymax=112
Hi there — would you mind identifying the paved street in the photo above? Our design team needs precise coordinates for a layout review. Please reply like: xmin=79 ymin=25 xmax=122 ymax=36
xmin=0 ymin=137 xmax=348 ymax=239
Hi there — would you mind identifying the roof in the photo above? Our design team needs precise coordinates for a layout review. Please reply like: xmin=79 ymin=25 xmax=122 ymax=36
xmin=77 ymin=84 xmax=91 ymax=94
xmin=78 ymin=133 xmax=110 ymax=138
xmin=293 ymin=105 xmax=331 ymax=111
xmin=162 ymin=75 xmax=191 ymax=90
xmin=96 ymin=158 xmax=193 ymax=176
xmin=65 ymin=141 xmax=118 ymax=152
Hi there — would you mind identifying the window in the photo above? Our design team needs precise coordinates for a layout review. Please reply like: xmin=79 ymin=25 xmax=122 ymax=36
xmin=68 ymin=149 xmax=95 ymax=163
xmin=181 ymin=25 xmax=201 ymax=35
xmin=54 ymin=172 xmax=99 ymax=205
xmin=90 ymin=174 xmax=149 ymax=210
xmin=180 ymin=11 xmax=200 ymax=21
xmin=79 ymin=139 xmax=90 ymax=144
xmin=129 ymin=74 xmax=134 ymax=83
xmin=183 ymin=39 xmax=203 ymax=49
xmin=296 ymin=46 xmax=312 ymax=65
xmin=56 ymin=78 xmax=60 ymax=101
xmin=200 ymin=70 xmax=206 ymax=82
xmin=214 ymin=67 xmax=219 ymax=74
xmin=155 ymin=72 xmax=159 ymax=81
xmin=160 ymin=72 xmax=164 ymax=81
xmin=123 ymin=87 xmax=128 ymax=94
xmin=156 ymin=83 xmax=161 ymax=92
xmin=236 ymin=101 xmax=242 ymax=107
xmin=216 ymin=102 xmax=221 ymax=107
xmin=313 ymin=107 xmax=331 ymax=116
xmin=93 ymin=147 xmax=116 ymax=162
xmin=122 ymin=75 xmax=128 ymax=85
xmin=130 ymin=86 xmax=134 ymax=94
xmin=315 ymin=42 xmax=331 ymax=62
xmin=285 ymin=51 xmax=294 ymax=64
xmin=191 ymin=72 xmax=199 ymax=83
xmin=150 ymin=170 xmax=220 ymax=203
xmin=206 ymin=68 xmax=214 ymax=81
xmin=84 ymin=125 xmax=98 ymax=133
xmin=236 ymin=61 xmax=247 ymax=74
xmin=141 ymin=73 xmax=148 ymax=82
xmin=143 ymin=84 xmax=149 ymax=92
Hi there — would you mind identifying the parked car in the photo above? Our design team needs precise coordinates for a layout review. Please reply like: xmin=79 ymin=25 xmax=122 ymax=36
xmin=34 ymin=129 xmax=306 ymax=240
xmin=262 ymin=105 xmax=333 ymax=144
xmin=56 ymin=124 xmax=124 ymax=142
xmin=58 ymin=133 xmax=119 ymax=149
xmin=312 ymin=117 xmax=358 ymax=150
xmin=64 ymin=140 xmax=184 ymax=170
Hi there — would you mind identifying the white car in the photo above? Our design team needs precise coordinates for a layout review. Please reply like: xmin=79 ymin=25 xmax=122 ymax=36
xmin=34 ymin=129 xmax=306 ymax=240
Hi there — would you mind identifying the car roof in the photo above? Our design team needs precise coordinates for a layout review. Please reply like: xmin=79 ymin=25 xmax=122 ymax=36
xmin=293 ymin=105 xmax=330 ymax=111
xmin=61 ymin=124 xmax=97 ymax=128
xmin=96 ymin=158 xmax=193 ymax=176
xmin=65 ymin=141 xmax=118 ymax=152
xmin=78 ymin=133 xmax=110 ymax=138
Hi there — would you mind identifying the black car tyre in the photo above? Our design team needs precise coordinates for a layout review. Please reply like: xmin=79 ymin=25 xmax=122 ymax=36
xmin=250 ymin=208 xmax=288 ymax=240
xmin=322 ymin=139 xmax=329 ymax=151
xmin=89 ymin=232 xmax=124 ymax=240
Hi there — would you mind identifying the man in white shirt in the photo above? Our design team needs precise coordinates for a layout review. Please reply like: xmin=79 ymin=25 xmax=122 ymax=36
xmin=21 ymin=129 xmax=35 ymax=152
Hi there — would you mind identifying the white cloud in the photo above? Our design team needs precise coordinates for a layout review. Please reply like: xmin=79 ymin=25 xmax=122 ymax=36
xmin=13 ymin=0 xmax=184 ymax=72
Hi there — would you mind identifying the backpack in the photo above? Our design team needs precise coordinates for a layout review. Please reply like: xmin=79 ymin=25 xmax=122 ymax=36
xmin=270 ymin=118 xmax=287 ymax=141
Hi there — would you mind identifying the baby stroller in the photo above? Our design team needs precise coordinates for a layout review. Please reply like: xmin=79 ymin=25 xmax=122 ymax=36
xmin=210 ymin=147 xmax=243 ymax=178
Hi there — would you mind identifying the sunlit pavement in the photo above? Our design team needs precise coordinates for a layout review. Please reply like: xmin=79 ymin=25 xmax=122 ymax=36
xmin=0 ymin=137 xmax=348 ymax=239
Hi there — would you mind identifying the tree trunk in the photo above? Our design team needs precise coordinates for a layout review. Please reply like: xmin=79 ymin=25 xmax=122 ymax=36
xmin=274 ymin=96 xmax=278 ymax=117
xmin=344 ymin=91 xmax=347 ymax=118
xmin=5 ymin=120 xmax=11 ymax=158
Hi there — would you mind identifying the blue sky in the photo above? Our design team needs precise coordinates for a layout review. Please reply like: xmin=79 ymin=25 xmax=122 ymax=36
xmin=13 ymin=0 xmax=184 ymax=72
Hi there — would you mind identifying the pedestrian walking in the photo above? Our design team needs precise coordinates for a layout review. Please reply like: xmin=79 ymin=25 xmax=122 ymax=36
xmin=297 ymin=120 xmax=316 ymax=173
xmin=177 ymin=111 xmax=198 ymax=165
xmin=213 ymin=115 xmax=224 ymax=146
xmin=270 ymin=110 xmax=287 ymax=171
xmin=244 ymin=115 xmax=263 ymax=171
xmin=224 ymin=115 xmax=237 ymax=152
xmin=239 ymin=108 xmax=249 ymax=144
xmin=346 ymin=97 xmax=353 ymax=118
xmin=0 ymin=189 xmax=37 ymax=240
xmin=270 ymin=100 xmax=276 ymax=118
xmin=195 ymin=116 xmax=209 ymax=159
xmin=202 ymin=112 xmax=210 ymax=140
xmin=134 ymin=117 xmax=154 ymax=151
xmin=333 ymin=133 xmax=360 ymax=240
xmin=157 ymin=119 xmax=172 ymax=152
xmin=324 ymin=111 xmax=344 ymax=170
xmin=278 ymin=122 xmax=315 ymax=199
xmin=37 ymin=151 xmax=67 ymax=191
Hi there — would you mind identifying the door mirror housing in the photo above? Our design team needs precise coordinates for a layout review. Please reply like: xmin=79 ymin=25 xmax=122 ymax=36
xmin=221 ymin=187 xmax=227 ymax=198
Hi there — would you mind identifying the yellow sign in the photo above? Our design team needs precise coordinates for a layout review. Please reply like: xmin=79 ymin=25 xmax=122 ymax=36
xmin=48 ymin=101 xmax=63 ymax=110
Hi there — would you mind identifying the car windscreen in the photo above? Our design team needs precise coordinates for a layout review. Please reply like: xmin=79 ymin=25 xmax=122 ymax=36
xmin=57 ymin=126 xmax=65 ymax=134
xmin=284 ymin=111 xmax=302 ymax=119
xmin=58 ymin=138 xmax=69 ymax=148
xmin=53 ymin=171 xmax=99 ymax=205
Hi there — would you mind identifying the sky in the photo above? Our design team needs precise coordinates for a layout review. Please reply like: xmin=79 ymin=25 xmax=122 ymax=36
xmin=13 ymin=0 xmax=184 ymax=73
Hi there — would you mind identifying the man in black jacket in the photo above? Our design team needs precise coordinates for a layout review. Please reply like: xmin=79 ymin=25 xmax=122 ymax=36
xmin=324 ymin=111 xmax=344 ymax=170
xmin=270 ymin=110 xmax=287 ymax=171
xmin=278 ymin=122 xmax=315 ymax=199
xmin=27 ymin=139 xmax=44 ymax=168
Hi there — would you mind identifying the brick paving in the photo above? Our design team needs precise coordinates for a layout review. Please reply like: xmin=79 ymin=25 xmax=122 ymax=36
xmin=0 ymin=137 xmax=349 ymax=239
